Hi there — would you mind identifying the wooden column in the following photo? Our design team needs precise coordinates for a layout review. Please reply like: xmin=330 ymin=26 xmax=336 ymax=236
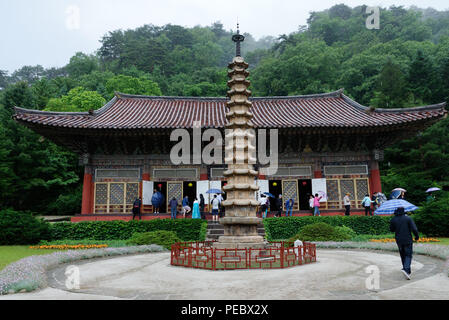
xmin=369 ymin=161 xmax=382 ymax=194
xmin=81 ymin=169 xmax=93 ymax=215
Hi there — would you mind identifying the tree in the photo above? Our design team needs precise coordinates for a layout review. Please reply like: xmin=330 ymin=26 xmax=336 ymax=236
xmin=10 ymin=65 xmax=45 ymax=84
xmin=0 ymin=70 xmax=9 ymax=90
xmin=408 ymin=50 xmax=435 ymax=104
xmin=32 ymin=78 xmax=57 ymax=109
xmin=105 ymin=75 xmax=162 ymax=98
xmin=45 ymin=87 xmax=106 ymax=112
xmin=66 ymin=52 xmax=99 ymax=78
xmin=2 ymin=81 xmax=36 ymax=111
xmin=370 ymin=59 xmax=408 ymax=108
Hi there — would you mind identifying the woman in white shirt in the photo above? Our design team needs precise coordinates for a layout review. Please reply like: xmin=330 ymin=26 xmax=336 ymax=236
xmin=344 ymin=193 xmax=351 ymax=216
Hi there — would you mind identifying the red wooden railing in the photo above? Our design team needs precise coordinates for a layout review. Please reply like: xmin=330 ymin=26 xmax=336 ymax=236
xmin=171 ymin=241 xmax=316 ymax=270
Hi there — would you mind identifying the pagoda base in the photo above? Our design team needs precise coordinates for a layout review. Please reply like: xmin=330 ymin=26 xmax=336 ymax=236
xmin=214 ymin=235 xmax=267 ymax=250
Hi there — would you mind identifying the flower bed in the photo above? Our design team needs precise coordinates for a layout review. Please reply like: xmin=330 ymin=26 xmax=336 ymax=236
xmin=0 ymin=244 xmax=166 ymax=295
xmin=30 ymin=244 xmax=109 ymax=250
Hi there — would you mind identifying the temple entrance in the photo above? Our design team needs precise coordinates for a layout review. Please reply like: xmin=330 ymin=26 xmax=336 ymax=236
xmin=269 ymin=180 xmax=282 ymax=211
xmin=298 ymin=179 xmax=312 ymax=210
xmin=155 ymin=182 xmax=167 ymax=213
xmin=183 ymin=181 xmax=197 ymax=208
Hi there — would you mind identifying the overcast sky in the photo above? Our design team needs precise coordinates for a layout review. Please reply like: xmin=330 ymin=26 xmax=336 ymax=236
xmin=1 ymin=0 xmax=448 ymax=73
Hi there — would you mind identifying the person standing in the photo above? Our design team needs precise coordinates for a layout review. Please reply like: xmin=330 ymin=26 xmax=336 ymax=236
xmin=390 ymin=207 xmax=419 ymax=280
xmin=211 ymin=195 xmax=220 ymax=223
xmin=285 ymin=198 xmax=294 ymax=217
xmin=275 ymin=195 xmax=283 ymax=217
xmin=361 ymin=194 xmax=373 ymax=216
xmin=343 ymin=193 xmax=351 ymax=216
xmin=182 ymin=196 xmax=191 ymax=218
xmin=313 ymin=193 xmax=323 ymax=216
xmin=132 ymin=197 xmax=142 ymax=220
xmin=151 ymin=189 xmax=163 ymax=215
xmin=259 ymin=195 xmax=267 ymax=217
xmin=169 ymin=197 xmax=178 ymax=220
xmin=309 ymin=194 xmax=315 ymax=214
xmin=199 ymin=194 xmax=206 ymax=219
xmin=192 ymin=198 xmax=201 ymax=219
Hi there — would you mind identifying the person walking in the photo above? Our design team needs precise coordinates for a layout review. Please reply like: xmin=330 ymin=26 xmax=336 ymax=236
xmin=285 ymin=198 xmax=294 ymax=217
xmin=182 ymin=196 xmax=191 ymax=218
xmin=361 ymin=194 xmax=373 ymax=216
xmin=259 ymin=194 xmax=267 ymax=218
xmin=343 ymin=193 xmax=351 ymax=216
xmin=313 ymin=193 xmax=323 ymax=216
xmin=199 ymin=194 xmax=206 ymax=219
xmin=169 ymin=197 xmax=178 ymax=220
xmin=192 ymin=198 xmax=201 ymax=219
xmin=264 ymin=197 xmax=270 ymax=219
xmin=211 ymin=195 xmax=220 ymax=223
xmin=132 ymin=197 xmax=142 ymax=220
xmin=390 ymin=207 xmax=419 ymax=280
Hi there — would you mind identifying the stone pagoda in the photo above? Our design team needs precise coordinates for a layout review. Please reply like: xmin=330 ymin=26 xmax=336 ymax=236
xmin=214 ymin=26 xmax=266 ymax=250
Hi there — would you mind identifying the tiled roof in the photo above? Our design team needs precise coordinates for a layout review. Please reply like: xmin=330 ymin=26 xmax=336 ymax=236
xmin=13 ymin=90 xmax=447 ymax=130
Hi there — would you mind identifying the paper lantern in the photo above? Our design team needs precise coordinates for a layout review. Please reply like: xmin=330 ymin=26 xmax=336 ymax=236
xmin=188 ymin=183 xmax=193 ymax=187
xmin=273 ymin=182 xmax=278 ymax=187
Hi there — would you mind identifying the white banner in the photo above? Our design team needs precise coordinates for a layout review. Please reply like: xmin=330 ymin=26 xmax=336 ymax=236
xmin=142 ymin=181 xmax=154 ymax=205
xmin=197 ymin=180 xmax=210 ymax=204
xmin=257 ymin=180 xmax=269 ymax=201
xmin=312 ymin=179 xmax=327 ymax=202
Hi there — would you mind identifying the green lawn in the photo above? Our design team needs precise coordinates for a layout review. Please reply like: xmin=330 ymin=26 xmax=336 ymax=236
xmin=436 ymin=238 xmax=449 ymax=245
xmin=0 ymin=246 xmax=60 ymax=271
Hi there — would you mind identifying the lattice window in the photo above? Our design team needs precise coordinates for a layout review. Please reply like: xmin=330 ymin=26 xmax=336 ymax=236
xmin=126 ymin=183 xmax=139 ymax=204
xmin=94 ymin=182 xmax=139 ymax=214
xmin=282 ymin=180 xmax=299 ymax=211
xmin=356 ymin=179 xmax=369 ymax=201
xmin=324 ymin=165 xmax=368 ymax=176
xmin=325 ymin=178 xmax=370 ymax=209
xmin=95 ymin=184 xmax=108 ymax=205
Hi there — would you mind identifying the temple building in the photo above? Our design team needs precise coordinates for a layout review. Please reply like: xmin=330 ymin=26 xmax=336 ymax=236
xmin=14 ymin=85 xmax=446 ymax=221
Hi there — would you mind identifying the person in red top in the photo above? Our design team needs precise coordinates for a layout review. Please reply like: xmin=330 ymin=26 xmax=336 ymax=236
xmin=313 ymin=193 xmax=323 ymax=216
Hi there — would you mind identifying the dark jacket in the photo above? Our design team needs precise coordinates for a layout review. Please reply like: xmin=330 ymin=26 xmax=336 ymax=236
xmin=390 ymin=212 xmax=419 ymax=244
xmin=169 ymin=198 xmax=178 ymax=209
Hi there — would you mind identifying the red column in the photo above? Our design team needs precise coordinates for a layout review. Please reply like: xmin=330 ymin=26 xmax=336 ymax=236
xmin=314 ymin=171 xmax=322 ymax=178
xmin=370 ymin=169 xmax=382 ymax=194
xmin=81 ymin=172 xmax=93 ymax=215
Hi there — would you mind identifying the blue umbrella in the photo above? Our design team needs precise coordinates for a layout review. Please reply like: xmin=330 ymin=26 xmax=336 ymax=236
xmin=263 ymin=192 xmax=275 ymax=198
xmin=375 ymin=199 xmax=419 ymax=215
xmin=206 ymin=189 xmax=223 ymax=194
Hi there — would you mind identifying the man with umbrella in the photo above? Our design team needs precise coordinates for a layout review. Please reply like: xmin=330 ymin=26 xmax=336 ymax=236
xmin=390 ymin=207 xmax=420 ymax=280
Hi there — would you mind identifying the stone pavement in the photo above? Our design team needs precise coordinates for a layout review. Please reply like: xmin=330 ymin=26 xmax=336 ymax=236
xmin=1 ymin=249 xmax=448 ymax=300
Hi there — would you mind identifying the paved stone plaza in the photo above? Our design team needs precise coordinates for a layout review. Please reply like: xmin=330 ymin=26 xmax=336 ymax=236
xmin=1 ymin=249 xmax=448 ymax=300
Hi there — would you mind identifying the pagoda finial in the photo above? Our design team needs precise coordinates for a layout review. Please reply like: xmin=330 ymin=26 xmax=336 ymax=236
xmin=232 ymin=22 xmax=245 ymax=57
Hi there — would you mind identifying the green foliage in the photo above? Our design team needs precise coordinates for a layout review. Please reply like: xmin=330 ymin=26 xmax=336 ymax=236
xmin=45 ymin=87 xmax=106 ymax=112
xmin=263 ymin=216 xmax=392 ymax=241
xmin=0 ymin=210 xmax=51 ymax=245
xmin=105 ymin=75 xmax=162 ymax=98
xmin=287 ymin=222 xmax=354 ymax=242
xmin=413 ymin=193 xmax=449 ymax=237
xmin=126 ymin=230 xmax=181 ymax=249
xmin=49 ymin=220 xmax=207 ymax=242
xmin=38 ymin=239 xmax=129 ymax=247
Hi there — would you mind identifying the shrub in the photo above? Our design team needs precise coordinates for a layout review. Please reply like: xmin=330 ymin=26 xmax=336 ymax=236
xmin=287 ymin=222 xmax=353 ymax=242
xmin=334 ymin=226 xmax=357 ymax=240
xmin=126 ymin=231 xmax=181 ymax=249
xmin=414 ymin=193 xmax=449 ymax=237
xmin=264 ymin=216 xmax=392 ymax=241
xmin=0 ymin=210 xmax=50 ymax=245
xmin=49 ymin=219 xmax=207 ymax=241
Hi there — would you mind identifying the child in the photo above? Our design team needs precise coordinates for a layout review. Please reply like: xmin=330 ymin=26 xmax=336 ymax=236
xmin=313 ymin=193 xmax=323 ymax=216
